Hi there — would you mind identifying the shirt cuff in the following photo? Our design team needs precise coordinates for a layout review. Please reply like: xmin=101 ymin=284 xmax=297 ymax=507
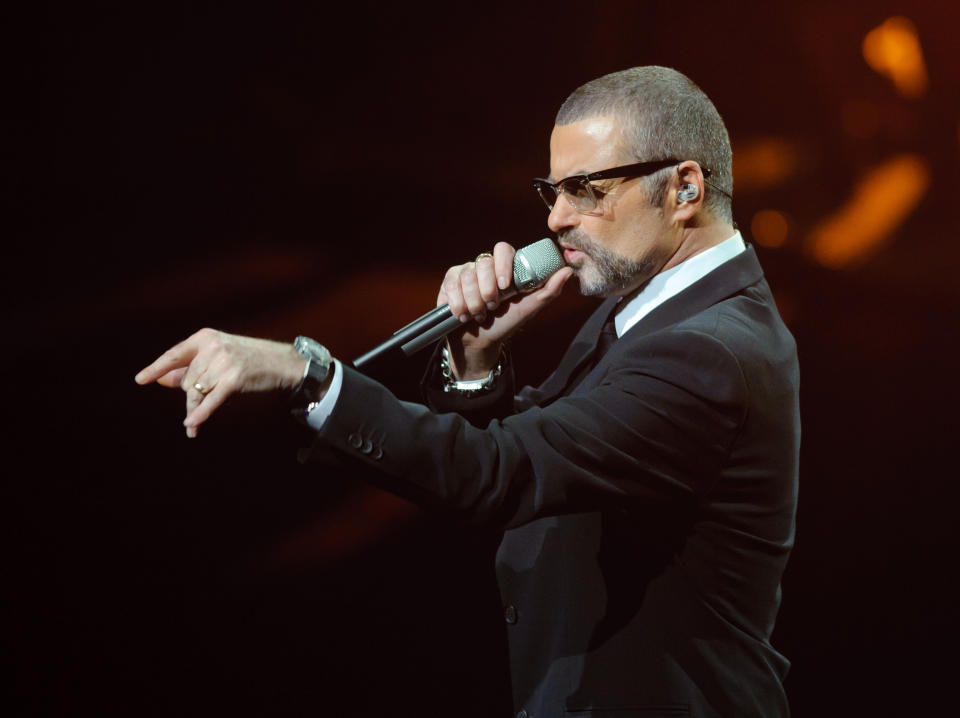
xmin=305 ymin=357 xmax=344 ymax=431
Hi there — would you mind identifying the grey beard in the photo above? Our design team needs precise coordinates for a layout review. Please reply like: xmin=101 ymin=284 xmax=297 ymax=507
xmin=560 ymin=229 xmax=654 ymax=297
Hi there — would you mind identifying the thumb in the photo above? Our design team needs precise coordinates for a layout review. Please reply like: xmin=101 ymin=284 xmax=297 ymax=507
xmin=508 ymin=266 xmax=574 ymax=322
xmin=534 ymin=266 xmax=574 ymax=302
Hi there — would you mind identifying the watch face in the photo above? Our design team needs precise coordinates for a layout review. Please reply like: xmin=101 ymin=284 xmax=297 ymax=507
xmin=295 ymin=336 xmax=319 ymax=358
xmin=295 ymin=336 xmax=331 ymax=366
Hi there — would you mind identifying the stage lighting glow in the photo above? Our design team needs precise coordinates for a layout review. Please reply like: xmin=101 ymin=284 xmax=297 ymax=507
xmin=863 ymin=17 xmax=929 ymax=99
xmin=751 ymin=210 xmax=789 ymax=248
xmin=807 ymin=153 xmax=929 ymax=269
xmin=731 ymin=137 xmax=797 ymax=191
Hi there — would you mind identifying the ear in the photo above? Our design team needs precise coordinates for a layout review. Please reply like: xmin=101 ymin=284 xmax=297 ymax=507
xmin=670 ymin=160 xmax=706 ymax=223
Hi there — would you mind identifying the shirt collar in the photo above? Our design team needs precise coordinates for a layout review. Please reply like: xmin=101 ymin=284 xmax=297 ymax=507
xmin=614 ymin=231 xmax=747 ymax=338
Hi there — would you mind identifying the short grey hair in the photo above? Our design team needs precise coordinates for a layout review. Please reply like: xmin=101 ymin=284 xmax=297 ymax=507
xmin=556 ymin=66 xmax=733 ymax=222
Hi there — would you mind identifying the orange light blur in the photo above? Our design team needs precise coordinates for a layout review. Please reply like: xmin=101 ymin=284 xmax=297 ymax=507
xmin=863 ymin=17 xmax=929 ymax=98
xmin=732 ymin=137 xmax=797 ymax=191
xmin=751 ymin=210 xmax=790 ymax=248
xmin=807 ymin=153 xmax=929 ymax=269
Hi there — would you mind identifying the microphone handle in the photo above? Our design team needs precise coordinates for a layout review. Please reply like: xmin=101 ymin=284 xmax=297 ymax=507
xmin=352 ymin=306 xmax=452 ymax=369
xmin=352 ymin=286 xmax=518 ymax=369
xmin=400 ymin=314 xmax=463 ymax=356
xmin=399 ymin=285 xmax=517 ymax=356
xmin=391 ymin=303 xmax=453 ymax=339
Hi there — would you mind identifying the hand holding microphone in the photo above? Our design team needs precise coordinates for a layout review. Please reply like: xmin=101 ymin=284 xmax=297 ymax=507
xmin=353 ymin=239 xmax=571 ymax=370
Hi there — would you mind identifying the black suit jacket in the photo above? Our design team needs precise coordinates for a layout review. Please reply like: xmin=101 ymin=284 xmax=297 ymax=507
xmin=305 ymin=246 xmax=799 ymax=717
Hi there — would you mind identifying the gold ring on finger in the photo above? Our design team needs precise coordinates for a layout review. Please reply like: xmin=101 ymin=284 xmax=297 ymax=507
xmin=475 ymin=252 xmax=493 ymax=262
xmin=193 ymin=382 xmax=212 ymax=396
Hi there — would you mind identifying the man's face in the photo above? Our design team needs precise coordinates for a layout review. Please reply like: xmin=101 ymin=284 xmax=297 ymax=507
xmin=547 ymin=114 xmax=677 ymax=297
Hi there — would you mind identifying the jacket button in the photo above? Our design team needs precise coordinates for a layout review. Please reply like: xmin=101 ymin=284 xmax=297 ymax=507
xmin=516 ymin=710 xmax=528 ymax=718
xmin=504 ymin=604 xmax=518 ymax=624
xmin=348 ymin=433 xmax=363 ymax=449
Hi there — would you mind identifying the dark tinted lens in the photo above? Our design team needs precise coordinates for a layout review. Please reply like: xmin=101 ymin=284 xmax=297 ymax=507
xmin=559 ymin=177 xmax=596 ymax=212
xmin=533 ymin=180 xmax=558 ymax=210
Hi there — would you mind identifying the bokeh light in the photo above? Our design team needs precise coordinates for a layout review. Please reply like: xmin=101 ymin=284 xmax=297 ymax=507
xmin=751 ymin=209 xmax=790 ymax=248
xmin=863 ymin=17 xmax=929 ymax=99
xmin=732 ymin=137 xmax=798 ymax=191
xmin=807 ymin=153 xmax=930 ymax=268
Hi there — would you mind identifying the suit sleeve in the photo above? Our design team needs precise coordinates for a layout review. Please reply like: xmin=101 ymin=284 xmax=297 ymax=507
xmin=419 ymin=343 xmax=519 ymax=429
xmin=301 ymin=328 xmax=748 ymax=530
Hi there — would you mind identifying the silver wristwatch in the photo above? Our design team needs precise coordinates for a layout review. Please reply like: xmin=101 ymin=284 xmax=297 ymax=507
xmin=292 ymin=336 xmax=332 ymax=406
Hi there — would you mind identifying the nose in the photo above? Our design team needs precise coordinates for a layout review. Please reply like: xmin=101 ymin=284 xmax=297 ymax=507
xmin=547 ymin=192 xmax=580 ymax=234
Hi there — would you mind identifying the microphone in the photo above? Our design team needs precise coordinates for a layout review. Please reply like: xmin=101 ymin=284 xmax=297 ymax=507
xmin=353 ymin=238 xmax=565 ymax=369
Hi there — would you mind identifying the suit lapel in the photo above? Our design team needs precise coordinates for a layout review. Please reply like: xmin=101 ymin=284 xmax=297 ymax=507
xmin=617 ymin=245 xmax=765 ymax=342
xmin=538 ymin=246 xmax=765 ymax=401
xmin=532 ymin=296 xmax=619 ymax=403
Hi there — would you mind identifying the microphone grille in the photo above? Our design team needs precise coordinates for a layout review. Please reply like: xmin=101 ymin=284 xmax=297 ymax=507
xmin=513 ymin=238 xmax=565 ymax=292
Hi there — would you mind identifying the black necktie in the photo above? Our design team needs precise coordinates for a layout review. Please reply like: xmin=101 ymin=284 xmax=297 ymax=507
xmin=567 ymin=313 xmax=619 ymax=392
xmin=596 ymin=318 xmax=618 ymax=361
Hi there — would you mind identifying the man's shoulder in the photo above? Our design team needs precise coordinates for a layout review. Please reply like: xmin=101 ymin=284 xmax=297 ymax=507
xmin=658 ymin=274 xmax=792 ymax=352
xmin=609 ymin=277 xmax=797 ymax=392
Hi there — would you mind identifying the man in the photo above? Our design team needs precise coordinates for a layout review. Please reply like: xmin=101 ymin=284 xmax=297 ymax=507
xmin=137 ymin=66 xmax=799 ymax=717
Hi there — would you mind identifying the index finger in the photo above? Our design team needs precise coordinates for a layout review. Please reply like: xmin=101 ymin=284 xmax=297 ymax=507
xmin=493 ymin=241 xmax=515 ymax=291
xmin=134 ymin=334 xmax=202 ymax=385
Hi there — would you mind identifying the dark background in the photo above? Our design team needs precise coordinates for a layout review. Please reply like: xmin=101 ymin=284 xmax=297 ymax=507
xmin=6 ymin=1 xmax=959 ymax=715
